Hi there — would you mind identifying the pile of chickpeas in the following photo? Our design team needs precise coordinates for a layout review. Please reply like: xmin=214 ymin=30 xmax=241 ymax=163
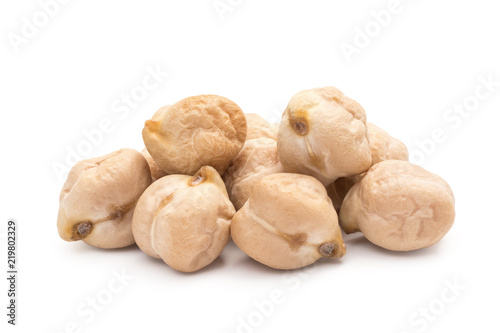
xmin=57 ymin=87 xmax=455 ymax=272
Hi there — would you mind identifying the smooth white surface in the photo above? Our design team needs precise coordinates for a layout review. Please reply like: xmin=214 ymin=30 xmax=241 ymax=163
xmin=1 ymin=0 xmax=499 ymax=332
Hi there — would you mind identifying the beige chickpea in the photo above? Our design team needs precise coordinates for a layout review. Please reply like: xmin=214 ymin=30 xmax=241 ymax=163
xmin=277 ymin=87 xmax=372 ymax=185
xmin=57 ymin=149 xmax=152 ymax=249
xmin=141 ymin=148 xmax=168 ymax=182
xmin=328 ymin=122 xmax=409 ymax=211
xmin=231 ymin=173 xmax=346 ymax=270
xmin=132 ymin=166 xmax=234 ymax=273
xmin=223 ymin=138 xmax=284 ymax=210
xmin=142 ymin=95 xmax=247 ymax=175
xmin=245 ymin=113 xmax=279 ymax=141
xmin=327 ymin=176 xmax=360 ymax=212
xmin=339 ymin=160 xmax=455 ymax=251
xmin=366 ymin=122 xmax=409 ymax=164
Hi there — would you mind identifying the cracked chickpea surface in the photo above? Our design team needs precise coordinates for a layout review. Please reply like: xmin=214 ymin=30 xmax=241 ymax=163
xmin=277 ymin=86 xmax=372 ymax=186
xmin=132 ymin=166 xmax=234 ymax=273
xmin=339 ymin=160 xmax=455 ymax=251
xmin=142 ymin=95 xmax=247 ymax=175
xmin=231 ymin=173 xmax=346 ymax=270
xmin=57 ymin=148 xmax=152 ymax=249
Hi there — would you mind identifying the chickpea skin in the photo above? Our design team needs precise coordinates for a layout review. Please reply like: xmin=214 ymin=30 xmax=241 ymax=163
xmin=328 ymin=122 xmax=409 ymax=211
xmin=141 ymin=148 xmax=168 ymax=182
xmin=142 ymin=95 xmax=247 ymax=175
xmin=277 ymin=87 xmax=372 ymax=185
xmin=245 ymin=113 xmax=279 ymax=141
xmin=223 ymin=138 xmax=284 ymax=210
xmin=339 ymin=160 xmax=455 ymax=251
xmin=57 ymin=149 xmax=152 ymax=249
xmin=231 ymin=173 xmax=346 ymax=270
xmin=132 ymin=166 xmax=235 ymax=273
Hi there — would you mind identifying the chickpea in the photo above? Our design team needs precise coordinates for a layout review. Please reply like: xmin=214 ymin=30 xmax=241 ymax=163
xmin=231 ymin=173 xmax=346 ymax=269
xmin=142 ymin=95 xmax=247 ymax=175
xmin=366 ymin=122 xmax=408 ymax=164
xmin=277 ymin=87 xmax=372 ymax=185
xmin=327 ymin=175 xmax=361 ymax=212
xmin=328 ymin=122 xmax=409 ymax=211
xmin=245 ymin=113 xmax=279 ymax=141
xmin=57 ymin=149 xmax=152 ymax=249
xmin=223 ymin=138 xmax=284 ymax=210
xmin=132 ymin=166 xmax=234 ymax=273
xmin=339 ymin=160 xmax=455 ymax=251
xmin=141 ymin=148 xmax=167 ymax=182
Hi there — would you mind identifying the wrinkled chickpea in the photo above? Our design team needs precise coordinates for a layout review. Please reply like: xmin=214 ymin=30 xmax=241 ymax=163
xmin=278 ymin=87 xmax=372 ymax=185
xmin=366 ymin=122 xmax=409 ymax=164
xmin=57 ymin=149 xmax=152 ymax=249
xmin=223 ymin=138 xmax=284 ymax=210
xmin=231 ymin=173 xmax=346 ymax=270
xmin=141 ymin=148 xmax=168 ymax=182
xmin=339 ymin=160 xmax=455 ymax=251
xmin=132 ymin=166 xmax=234 ymax=273
xmin=245 ymin=113 xmax=279 ymax=141
xmin=328 ymin=122 xmax=409 ymax=211
xmin=142 ymin=95 xmax=247 ymax=175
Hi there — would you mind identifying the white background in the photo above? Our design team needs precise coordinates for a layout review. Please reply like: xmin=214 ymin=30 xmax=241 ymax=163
xmin=1 ymin=0 xmax=499 ymax=332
